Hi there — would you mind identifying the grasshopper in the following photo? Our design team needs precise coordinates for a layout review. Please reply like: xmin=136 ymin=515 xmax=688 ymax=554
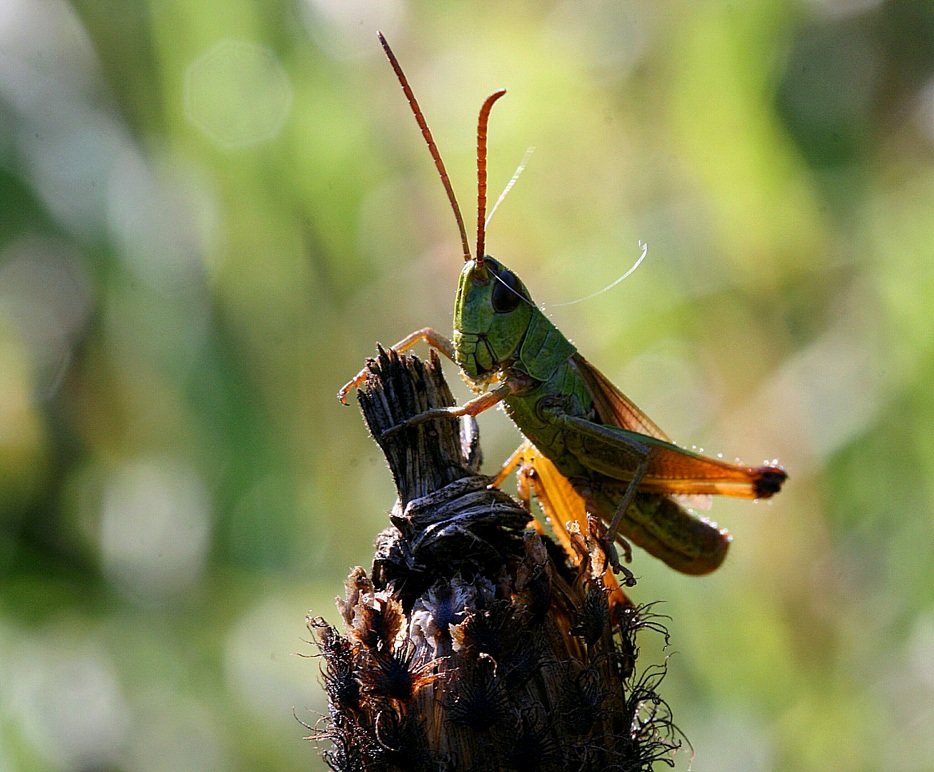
xmin=340 ymin=33 xmax=786 ymax=576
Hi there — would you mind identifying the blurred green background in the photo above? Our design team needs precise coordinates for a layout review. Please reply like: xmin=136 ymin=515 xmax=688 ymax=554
xmin=1 ymin=0 xmax=932 ymax=769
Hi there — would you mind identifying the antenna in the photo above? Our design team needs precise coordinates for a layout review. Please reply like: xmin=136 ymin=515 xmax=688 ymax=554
xmin=377 ymin=32 xmax=472 ymax=262
xmin=475 ymin=89 xmax=507 ymax=269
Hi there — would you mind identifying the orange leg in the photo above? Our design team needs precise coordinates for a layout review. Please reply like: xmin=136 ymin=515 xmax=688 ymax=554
xmin=337 ymin=328 xmax=456 ymax=404
xmin=494 ymin=441 xmax=632 ymax=611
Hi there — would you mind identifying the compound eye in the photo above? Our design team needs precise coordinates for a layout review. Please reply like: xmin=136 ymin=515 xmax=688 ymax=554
xmin=491 ymin=269 xmax=524 ymax=313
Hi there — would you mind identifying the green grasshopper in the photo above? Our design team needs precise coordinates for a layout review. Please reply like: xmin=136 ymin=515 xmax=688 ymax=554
xmin=339 ymin=33 xmax=786 ymax=575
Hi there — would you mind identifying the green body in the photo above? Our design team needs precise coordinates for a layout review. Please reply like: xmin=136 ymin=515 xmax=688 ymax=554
xmin=452 ymin=256 xmax=729 ymax=574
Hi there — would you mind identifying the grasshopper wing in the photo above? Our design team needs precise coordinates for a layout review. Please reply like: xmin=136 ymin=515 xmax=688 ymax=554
xmin=570 ymin=354 xmax=786 ymax=499
xmin=572 ymin=354 xmax=671 ymax=441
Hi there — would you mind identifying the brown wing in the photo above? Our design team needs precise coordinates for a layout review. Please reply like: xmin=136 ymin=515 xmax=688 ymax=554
xmin=571 ymin=353 xmax=671 ymax=440
xmin=570 ymin=354 xmax=786 ymax=499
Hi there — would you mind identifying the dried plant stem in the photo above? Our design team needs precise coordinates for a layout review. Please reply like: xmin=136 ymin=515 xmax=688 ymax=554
xmin=309 ymin=348 xmax=680 ymax=770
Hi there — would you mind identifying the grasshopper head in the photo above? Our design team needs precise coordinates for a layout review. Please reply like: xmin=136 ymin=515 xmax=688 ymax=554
xmin=453 ymin=255 xmax=533 ymax=379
